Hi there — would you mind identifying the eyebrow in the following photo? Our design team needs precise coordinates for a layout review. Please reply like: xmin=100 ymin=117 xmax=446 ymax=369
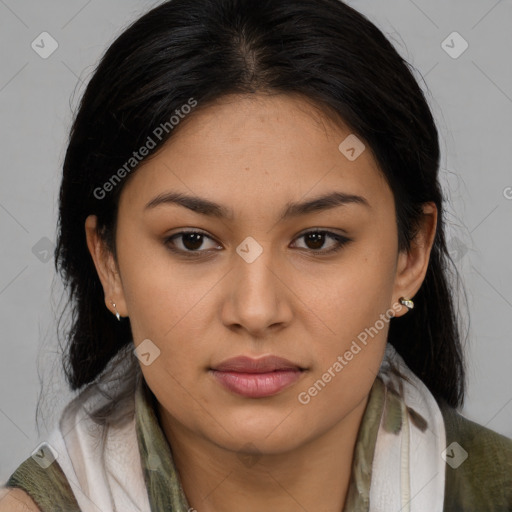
xmin=144 ymin=190 xmax=371 ymax=221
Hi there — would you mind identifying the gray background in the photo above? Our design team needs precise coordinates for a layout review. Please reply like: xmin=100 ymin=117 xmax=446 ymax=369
xmin=1 ymin=0 xmax=511 ymax=484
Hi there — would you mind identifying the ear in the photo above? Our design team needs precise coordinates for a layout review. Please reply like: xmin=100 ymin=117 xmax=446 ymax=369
xmin=392 ymin=202 xmax=437 ymax=318
xmin=85 ymin=215 xmax=128 ymax=319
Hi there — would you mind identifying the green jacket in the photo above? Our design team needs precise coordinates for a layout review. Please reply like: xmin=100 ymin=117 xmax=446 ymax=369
xmin=438 ymin=399 xmax=512 ymax=511
xmin=5 ymin=380 xmax=512 ymax=511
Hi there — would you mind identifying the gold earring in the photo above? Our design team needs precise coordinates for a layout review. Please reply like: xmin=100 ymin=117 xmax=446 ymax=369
xmin=399 ymin=297 xmax=414 ymax=310
xmin=111 ymin=299 xmax=121 ymax=321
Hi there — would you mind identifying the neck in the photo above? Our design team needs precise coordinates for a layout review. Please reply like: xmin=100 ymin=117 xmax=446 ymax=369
xmin=158 ymin=393 xmax=370 ymax=512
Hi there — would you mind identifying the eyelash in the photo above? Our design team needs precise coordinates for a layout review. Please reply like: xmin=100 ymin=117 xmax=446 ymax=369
xmin=163 ymin=229 xmax=351 ymax=257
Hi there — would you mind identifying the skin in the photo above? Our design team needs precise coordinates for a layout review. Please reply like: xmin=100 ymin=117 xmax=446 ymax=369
xmin=0 ymin=488 xmax=40 ymax=511
xmin=84 ymin=93 xmax=437 ymax=512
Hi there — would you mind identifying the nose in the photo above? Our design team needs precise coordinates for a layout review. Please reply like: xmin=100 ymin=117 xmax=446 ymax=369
xmin=220 ymin=242 xmax=293 ymax=337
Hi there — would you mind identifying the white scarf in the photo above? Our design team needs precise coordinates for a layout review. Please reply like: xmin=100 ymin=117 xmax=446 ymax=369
xmin=44 ymin=343 xmax=446 ymax=511
xmin=370 ymin=344 xmax=446 ymax=511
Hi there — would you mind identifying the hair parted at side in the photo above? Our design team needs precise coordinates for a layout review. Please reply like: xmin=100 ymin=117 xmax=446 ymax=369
xmin=55 ymin=0 xmax=467 ymax=408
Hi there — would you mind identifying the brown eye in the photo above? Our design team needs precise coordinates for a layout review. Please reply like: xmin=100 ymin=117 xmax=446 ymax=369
xmin=180 ymin=232 xmax=206 ymax=251
xmin=303 ymin=232 xmax=326 ymax=250
xmin=164 ymin=230 xmax=221 ymax=255
xmin=292 ymin=230 xmax=351 ymax=254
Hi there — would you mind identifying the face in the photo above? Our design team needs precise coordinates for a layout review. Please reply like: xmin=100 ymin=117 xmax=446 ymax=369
xmin=86 ymin=92 xmax=436 ymax=456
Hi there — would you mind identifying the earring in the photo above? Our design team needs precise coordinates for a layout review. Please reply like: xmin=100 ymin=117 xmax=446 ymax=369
xmin=399 ymin=297 xmax=414 ymax=310
xmin=111 ymin=300 xmax=121 ymax=321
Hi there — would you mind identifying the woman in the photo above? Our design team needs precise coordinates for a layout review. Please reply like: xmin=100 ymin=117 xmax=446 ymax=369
xmin=2 ymin=0 xmax=511 ymax=510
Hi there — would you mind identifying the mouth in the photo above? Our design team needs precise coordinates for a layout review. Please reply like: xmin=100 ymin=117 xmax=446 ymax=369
xmin=209 ymin=355 xmax=307 ymax=398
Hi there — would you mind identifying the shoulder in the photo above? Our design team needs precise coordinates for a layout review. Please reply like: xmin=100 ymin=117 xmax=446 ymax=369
xmin=4 ymin=454 xmax=80 ymax=512
xmin=0 ymin=487 xmax=40 ymax=511
xmin=439 ymin=400 xmax=512 ymax=512
xmin=3 ymin=379 xmax=138 ymax=512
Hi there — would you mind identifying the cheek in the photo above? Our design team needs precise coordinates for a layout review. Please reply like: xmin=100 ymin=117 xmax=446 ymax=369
xmin=298 ymin=239 xmax=397 ymax=402
xmin=297 ymin=298 xmax=389 ymax=426
xmin=119 ymin=259 xmax=217 ymax=393
xmin=295 ymin=345 xmax=384 ymax=439
xmin=116 ymin=229 xmax=207 ymax=334
xmin=315 ymin=246 xmax=397 ymax=342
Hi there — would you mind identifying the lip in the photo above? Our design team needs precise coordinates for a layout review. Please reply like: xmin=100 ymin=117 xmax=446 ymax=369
xmin=212 ymin=355 xmax=304 ymax=373
xmin=210 ymin=355 xmax=306 ymax=398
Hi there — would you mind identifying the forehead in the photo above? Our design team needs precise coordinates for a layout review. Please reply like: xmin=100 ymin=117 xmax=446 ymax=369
xmin=119 ymin=93 xmax=391 ymax=216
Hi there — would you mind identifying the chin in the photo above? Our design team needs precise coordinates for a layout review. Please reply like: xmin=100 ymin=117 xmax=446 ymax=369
xmin=204 ymin=415 xmax=311 ymax=455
